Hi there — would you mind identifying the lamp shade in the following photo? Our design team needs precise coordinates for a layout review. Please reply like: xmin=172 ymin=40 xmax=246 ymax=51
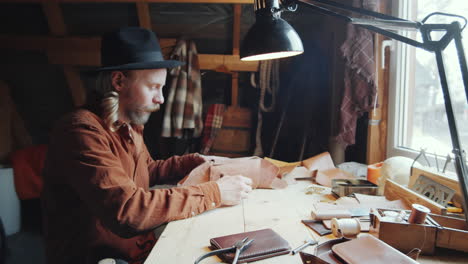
xmin=241 ymin=14 xmax=304 ymax=61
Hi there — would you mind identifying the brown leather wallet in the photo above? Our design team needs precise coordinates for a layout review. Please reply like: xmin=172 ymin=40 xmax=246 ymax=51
xmin=210 ymin=228 xmax=291 ymax=263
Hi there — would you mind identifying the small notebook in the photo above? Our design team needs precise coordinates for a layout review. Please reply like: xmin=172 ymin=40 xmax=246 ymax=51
xmin=210 ymin=228 xmax=291 ymax=263
xmin=331 ymin=235 xmax=418 ymax=264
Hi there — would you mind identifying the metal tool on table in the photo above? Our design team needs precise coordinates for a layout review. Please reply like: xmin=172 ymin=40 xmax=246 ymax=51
xmin=291 ymin=238 xmax=318 ymax=255
xmin=331 ymin=179 xmax=378 ymax=197
xmin=442 ymin=154 xmax=452 ymax=173
xmin=194 ymin=237 xmax=254 ymax=264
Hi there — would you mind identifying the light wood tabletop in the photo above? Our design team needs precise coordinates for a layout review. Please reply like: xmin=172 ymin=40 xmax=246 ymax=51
xmin=145 ymin=180 xmax=468 ymax=264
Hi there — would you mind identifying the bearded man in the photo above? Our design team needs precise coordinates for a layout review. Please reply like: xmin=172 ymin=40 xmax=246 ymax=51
xmin=41 ymin=27 xmax=252 ymax=264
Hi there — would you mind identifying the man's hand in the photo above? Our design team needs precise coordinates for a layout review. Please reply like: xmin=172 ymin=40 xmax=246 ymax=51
xmin=216 ymin=175 xmax=253 ymax=206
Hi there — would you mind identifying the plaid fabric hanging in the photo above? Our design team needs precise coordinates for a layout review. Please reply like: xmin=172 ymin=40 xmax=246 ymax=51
xmin=200 ymin=104 xmax=226 ymax=154
xmin=335 ymin=0 xmax=379 ymax=147
xmin=161 ymin=39 xmax=203 ymax=138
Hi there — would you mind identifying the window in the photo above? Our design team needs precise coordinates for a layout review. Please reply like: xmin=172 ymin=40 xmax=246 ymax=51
xmin=388 ymin=0 xmax=468 ymax=172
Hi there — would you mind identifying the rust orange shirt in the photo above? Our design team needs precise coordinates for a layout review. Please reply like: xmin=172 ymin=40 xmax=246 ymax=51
xmin=42 ymin=109 xmax=221 ymax=264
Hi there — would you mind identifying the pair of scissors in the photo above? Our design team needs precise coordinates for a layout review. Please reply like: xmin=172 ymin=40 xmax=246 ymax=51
xmin=194 ymin=237 xmax=254 ymax=264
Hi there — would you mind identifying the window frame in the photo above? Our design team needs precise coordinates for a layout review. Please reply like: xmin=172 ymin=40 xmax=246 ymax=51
xmin=386 ymin=0 xmax=457 ymax=172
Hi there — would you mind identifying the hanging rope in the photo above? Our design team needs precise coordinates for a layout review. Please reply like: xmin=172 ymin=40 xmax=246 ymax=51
xmin=253 ymin=60 xmax=280 ymax=156
xmin=259 ymin=60 xmax=279 ymax=112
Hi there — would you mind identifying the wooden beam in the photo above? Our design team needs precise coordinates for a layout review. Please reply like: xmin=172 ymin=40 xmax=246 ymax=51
xmin=42 ymin=1 xmax=87 ymax=107
xmin=199 ymin=54 xmax=257 ymax=71
xmin=232 ymin=4 xmax=241 ymax=56
xmin=0 ymin=35 xmax=177 ymax=51
xmin=47 ymin=51 xmax=258 ymax=71
xmin=47 ymin=50 xmax=100 ymax=66
xmin=366 ymin=34 xmax=389 ymax=164
xmin=136 ymin=1 xmax=152 ymax=30
xmin=0 ymin=35 xmax=101 ymax=51
xmin=231 ymin=72 xmax=239 ymax=106
xmin=42 ymin=2 xmax=67 ymax=36
xmin=230 ymin=4 xmax=242 ymax=106
xmin=0 ymin=35 xmax=258 ymax=70
xmin=63 ymin=66 xmax=87 ymax=106
xmin=366 ymin=1 xmax=390 ymax=164
xmin=0 ymin=0 xmax=254 ymax=3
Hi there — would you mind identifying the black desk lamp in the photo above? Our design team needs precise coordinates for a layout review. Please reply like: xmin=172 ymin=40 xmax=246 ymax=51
xmin=241 ymin=0 xmax=468 ymax=221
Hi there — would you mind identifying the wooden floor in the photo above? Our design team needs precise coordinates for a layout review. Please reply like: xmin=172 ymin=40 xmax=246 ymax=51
xmin=146 ymin=180 xmax=468 ymax=263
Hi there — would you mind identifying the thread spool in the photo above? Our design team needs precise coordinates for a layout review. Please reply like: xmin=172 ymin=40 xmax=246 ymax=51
xmin=367 ymin=162 xmax=383 ymax=185
xmin=408 ymin=204 xmax=430 ymax=224
xmin=331 ymin=218 xmax=361 ymax=238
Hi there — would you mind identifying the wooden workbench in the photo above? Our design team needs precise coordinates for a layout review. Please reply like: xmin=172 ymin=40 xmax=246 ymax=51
xmin=145 ymin=180 xmax=468 ymax=263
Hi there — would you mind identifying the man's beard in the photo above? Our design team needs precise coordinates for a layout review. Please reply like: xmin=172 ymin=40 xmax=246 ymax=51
xmin=126 ymin=104 xmax=160 ymax=125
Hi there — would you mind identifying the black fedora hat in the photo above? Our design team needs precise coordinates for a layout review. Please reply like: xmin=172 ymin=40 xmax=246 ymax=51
xmin=95 ymin=27 xmax=184 ymax=71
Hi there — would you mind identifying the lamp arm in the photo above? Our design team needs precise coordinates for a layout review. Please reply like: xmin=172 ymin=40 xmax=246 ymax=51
xmin=296 ymin=0 xmax=428 ymax=50
xmin=448 ymin=27 xmax=468 ymax=221
xmin=289 ymin=0 xmax=468 ymax=220
xmin=454 ymin=28 xmax=468 ymax=101
xmin=302 ymin=0 xmax=406 ymax=21
xmin=434 ymin=39 xmax=468 ymax=221
xmin=292 ymin=0 xmax=420 ymax=24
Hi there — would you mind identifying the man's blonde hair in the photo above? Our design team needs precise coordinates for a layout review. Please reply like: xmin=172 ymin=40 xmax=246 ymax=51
xmin=94 ymin=71 xmax=122 ymax=131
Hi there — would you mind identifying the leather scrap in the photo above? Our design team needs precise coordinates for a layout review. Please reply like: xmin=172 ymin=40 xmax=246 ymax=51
xmin=315 ymin=168 xmax=355 ymax=187
xmin=178 ymin=157 xmax=287 ymax=189
xmin=302 ymin=152 xmax=335 ymax=171
xmin=302 ymin=220 xmax=332 ymax=236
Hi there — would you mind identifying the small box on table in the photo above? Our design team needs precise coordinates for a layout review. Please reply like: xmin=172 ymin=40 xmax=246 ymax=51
xmin=370 ymin=208 xmax=468 ymax=255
